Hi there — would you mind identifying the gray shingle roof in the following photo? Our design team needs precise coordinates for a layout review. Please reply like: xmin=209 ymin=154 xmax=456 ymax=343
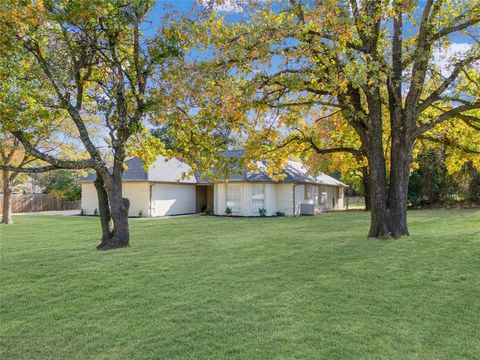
xmin=196 ymin=150 xmax=347 ymax=187
xmin=78 ymin=157 xmax=148 ymax=183
xmin=79 ymin=150 xmax=348 ymax=187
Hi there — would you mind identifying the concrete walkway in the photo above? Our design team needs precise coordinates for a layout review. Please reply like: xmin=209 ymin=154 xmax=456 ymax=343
xmin=13 ymin=211 xmax=202 ymax=219
xmin=14 ymin=210 xmax=81 ymax=216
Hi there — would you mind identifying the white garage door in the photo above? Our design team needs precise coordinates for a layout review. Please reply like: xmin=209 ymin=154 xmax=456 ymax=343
xmin=151 ymin=184 xmax=196 ymax=216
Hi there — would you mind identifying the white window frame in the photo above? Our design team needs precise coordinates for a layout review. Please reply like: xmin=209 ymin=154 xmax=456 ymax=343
xmin=226 ymin=183 xmax=242 ymax=214
xmin=305 ymin=184 xmax=319 ymax=204
xmin=251 ymin=184 xmax=265 ymax=215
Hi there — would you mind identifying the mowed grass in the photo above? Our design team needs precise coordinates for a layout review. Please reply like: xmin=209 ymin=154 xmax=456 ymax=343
xmin=1 ymin=210 xmax=479 ymax=360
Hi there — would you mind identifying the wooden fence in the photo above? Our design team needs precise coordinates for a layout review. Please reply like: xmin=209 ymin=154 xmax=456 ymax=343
xmin=0 ymin=194 xmax=80 ymax=213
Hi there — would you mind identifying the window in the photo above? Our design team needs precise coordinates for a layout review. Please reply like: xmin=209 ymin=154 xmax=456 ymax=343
xmin=320 ymin=192 xmax=328 ymax=204
xmin=251 ymin=184 xmax=265 ymax=213
xmin=226 ymin=184 xmax=241 ymax=213
xmin=305 ymin=185 xmax=319 ymax=204
xmin=305 ymin=185 xmax=312 ymax=199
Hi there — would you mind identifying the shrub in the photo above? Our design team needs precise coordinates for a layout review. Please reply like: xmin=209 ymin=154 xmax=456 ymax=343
xmin=408 ymin=171 xmax=422 ymax=206
xmin=138 ymin=210 xmax=143 ymax=218
xmin=44 ymin=170 xmax=81 ymax=201
xmin=470 ymin=172 xmax=480 ymax=204
xmin=275 ymin=211 xmax=285 ymax=217
xmin=225 ymin=207 xmax=232 ymax=216
xmin=93 ymin=208 xmax=99 ymax=216
xmin=408 ymin=149 xmax=459 ymax=205
xmin=205 ymin=207 xmax=213 ymax=216
xmin=80 ymin=209 xmax=85 ymax=216
xmin=258 ymin=208 xmax=267 ymax=217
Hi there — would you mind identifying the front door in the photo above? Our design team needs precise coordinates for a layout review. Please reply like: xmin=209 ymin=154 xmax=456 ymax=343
xmin=195 ymin=185 xmax=214 ymax=213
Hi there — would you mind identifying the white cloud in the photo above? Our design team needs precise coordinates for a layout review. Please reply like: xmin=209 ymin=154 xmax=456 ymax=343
xmin=198 ymin=0 xmax=245 ymax=13
xmin=432 ymin=42 xmax=472 ymax=77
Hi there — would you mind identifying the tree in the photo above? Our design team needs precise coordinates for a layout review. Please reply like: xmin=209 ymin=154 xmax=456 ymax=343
xmin=0 ymin=0 xmax=186 ymax=249
xmin=0 ymin=135 xmax=34 ymax=224
xmin=411 ymin=112 xmax=480 ymax=204
xmin=0 ymin=48 xmax=68 ymax=224
xmin=193 ymin=0 xmax=480 ymax=238
xmin=43 ymin=170 xmax=82 ymax=201
xmin=1 ymin=1 xmax=239 ymax=249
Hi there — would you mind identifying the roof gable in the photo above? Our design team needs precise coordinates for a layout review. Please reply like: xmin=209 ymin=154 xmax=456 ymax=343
xmin=148 ymin=156 xmax=196 ymax=183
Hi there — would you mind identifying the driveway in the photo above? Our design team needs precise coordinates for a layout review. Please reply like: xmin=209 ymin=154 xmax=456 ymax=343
xmin=14 ymin=210 xmax=81 ymax=216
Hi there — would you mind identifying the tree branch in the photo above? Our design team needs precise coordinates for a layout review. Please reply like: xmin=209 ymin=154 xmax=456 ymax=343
xmin=415 ymin=102 xmax=480 ymax=136
xmin=417 ymin=53 xmax=480 ymax=114
xmin=22 ymin=38 xmax=104 ymax=163
xmin=0 ymin=164 xmax=59 ymax=173
xmin=10 ymin=130 xmax=95 ymax=170
xmin=432 ymin=17 xmax=480 ymax=42
xmin=420 ymin=134 xmax=480 ymax=154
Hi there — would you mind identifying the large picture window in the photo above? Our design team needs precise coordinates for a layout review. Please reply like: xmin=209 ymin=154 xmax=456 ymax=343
xmin=226 ymin=184 xmax=242 ymax=213
xmin=251 ymin=184 xmax=265 ymax=213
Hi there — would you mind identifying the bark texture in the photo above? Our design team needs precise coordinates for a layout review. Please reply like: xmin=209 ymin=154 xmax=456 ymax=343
xmin=1 ymin=170 xmax=13 ymax=224
xmin=95 ymin=162 xmax=130 ymax=250
xmin=94 ymin=172 xmax=113 ymax=245
xmin=387 ymin=122 xmax=414 ymax=238
xmin=361 ymin=166 xmax=370 ymax=211
xmin=366 ymin=143 xmax=389 ymax=239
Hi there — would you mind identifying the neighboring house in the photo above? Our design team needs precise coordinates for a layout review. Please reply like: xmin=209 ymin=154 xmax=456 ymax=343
xmin=79 ymin=150 xmax=348 ymax=217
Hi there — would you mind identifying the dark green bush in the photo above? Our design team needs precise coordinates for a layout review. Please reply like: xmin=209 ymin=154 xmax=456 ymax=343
xmin=470 ymin=172 xmax=480 ymax=204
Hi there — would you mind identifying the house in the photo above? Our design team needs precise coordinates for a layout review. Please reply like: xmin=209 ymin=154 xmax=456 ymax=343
xmin=79 ymin=150 xmax=348 ymax=217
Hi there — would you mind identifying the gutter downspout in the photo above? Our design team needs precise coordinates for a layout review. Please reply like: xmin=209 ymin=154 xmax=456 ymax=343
xmin=149 ymin=183 xmax=154 ymax=217
xmin=293 ymin=183 xmax=301 ymax=217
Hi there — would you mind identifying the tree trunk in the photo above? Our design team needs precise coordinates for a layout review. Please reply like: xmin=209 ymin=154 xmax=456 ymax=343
xmin=388 ymin=138 xmax=413 ymax=238
xmin=96 ymin=171 xmax=130 ymax=250
xmin=94 ymin=172 xmax=113 ymax=244
xmin=361 ymin=166 xmax=371 ymax=211
xmin=366 ymin=148 xmax=390 ymax=238
xmin=364 ymin=92 xmax=390 ymax=239
xmin=1 ymin=171 xmax=13 ymax=224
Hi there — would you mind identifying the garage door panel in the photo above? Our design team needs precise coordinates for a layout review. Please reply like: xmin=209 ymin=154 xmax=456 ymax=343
xmin=152 ymin=184 xmax=195 ymax=216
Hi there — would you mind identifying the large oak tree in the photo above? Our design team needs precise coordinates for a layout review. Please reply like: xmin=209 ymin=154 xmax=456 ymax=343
xmin=194 ymin=0 xmax=480 ymax=238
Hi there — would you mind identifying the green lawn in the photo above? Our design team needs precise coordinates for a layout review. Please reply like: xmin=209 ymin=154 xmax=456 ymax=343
xmin=1 ymin=210 xmax=479 ymax=359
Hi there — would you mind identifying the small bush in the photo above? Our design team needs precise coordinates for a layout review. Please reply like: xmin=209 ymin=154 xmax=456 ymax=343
xmin=93 ymin=208 xmax=99 ymax=216
xmin=470 ymin=172 xmax=480 ymax=204
xmin=225 ymin=207 xmax=232 ymax=216
xmin=138 ymin=210 xmax=143 ymax=218
xmin=201 ymin=205 xmax=207 ymax=212
xmin=258 ymin=208 xmax=267 ymax=217
xmin=205 ymin=207 xmax=213 ymax=216
xmin=275 ymin=211 xmax=285 ymax=217
xmin=80 ymin=209 xmax=85 ymax=216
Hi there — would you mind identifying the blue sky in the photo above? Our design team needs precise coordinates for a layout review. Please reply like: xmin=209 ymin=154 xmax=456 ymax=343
xmin=144 ymin=0 xmax=474 ymax=76
xmin=145 ymin=0 xmax=244 ymax=37
xmin=145 ymin=0 xmax=474 ymax=45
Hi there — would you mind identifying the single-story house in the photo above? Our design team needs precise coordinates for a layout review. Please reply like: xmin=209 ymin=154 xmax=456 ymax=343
xmin=79 ymin=150 xmax=348 ymax=217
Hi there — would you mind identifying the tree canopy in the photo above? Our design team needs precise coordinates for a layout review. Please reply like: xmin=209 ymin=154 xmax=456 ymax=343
xmin=183 ymin=0 xmax=480 ymax=237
